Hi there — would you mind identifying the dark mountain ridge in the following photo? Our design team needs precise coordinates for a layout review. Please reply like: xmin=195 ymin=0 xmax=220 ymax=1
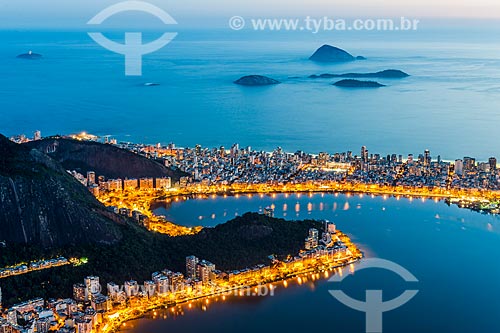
xmin=0 ymin=135 xmax=123 ymax=248
xmin=25 ymin=138 xmax=186 ymax=181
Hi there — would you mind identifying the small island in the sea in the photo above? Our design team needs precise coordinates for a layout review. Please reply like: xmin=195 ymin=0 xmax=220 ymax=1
xmin=234 ymin=75 xmax=281 ymax=86
xmin=309 ymin=44 xmax=364 ymax=63
xmin=310 ymin=69 xmax=410 ymax=79
xmin=333 ymin=79 xmax=386 ymax=88
xmin=16 ymin=50 xmax=42 ymax=59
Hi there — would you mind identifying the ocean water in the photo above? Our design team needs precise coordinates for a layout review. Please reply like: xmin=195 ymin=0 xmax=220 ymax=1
xmin=141 ymin=193 xmax=500 ymax=333
xmin=2 ymin=25 xmax=500 ymax=159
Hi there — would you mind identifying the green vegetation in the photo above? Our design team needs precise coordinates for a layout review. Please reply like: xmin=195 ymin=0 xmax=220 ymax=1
xmin=0 ymin=213 xmax=322 ymax=307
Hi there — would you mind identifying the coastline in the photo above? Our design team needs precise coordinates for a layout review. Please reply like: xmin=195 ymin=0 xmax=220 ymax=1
xmin=97 ymin=182 xmax=500 ymax=236
xmin=100 ymin=233 xmax=362 ymax=333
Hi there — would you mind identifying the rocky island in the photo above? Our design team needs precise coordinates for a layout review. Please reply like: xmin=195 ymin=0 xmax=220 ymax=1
xmin=310 ymin=69 xmax=410 ymax=79
xmin=309 ymin=44 xmax=364 ymax=63
xmin=16 ymin=51 xmax=42 ymax=59
xmin=333 ymin=79 xmax=386 ymax=88
xmin=234 ymin=75 xmax=281 ymax=86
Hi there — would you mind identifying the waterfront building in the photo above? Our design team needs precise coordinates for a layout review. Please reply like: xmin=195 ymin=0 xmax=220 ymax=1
xmin=197 ymin=260 xmax=216 ymax=284
xmin=155 ymin=177 xmax=171 ymax=190
xmin=139 ymin=178 xmax=154 ymax=190
xmin=263 ymin=207 xmax=274 ymax=217
xmin=124 ymin=281 xmax=139 ymax=298
xmin=144 ymin=281 xmax=156 ymax=297
xmin=123 ymin=178 xmax=138 ymax=191
xmin=84 ymin=277 xmax=100 ymax=301
xmin=154 ymin=276 xmax=169 ymax=296
xmin=325 ymin=221 xmax=336 ymax=233
xmin=186 ymin=256 xmax=199 ymax=280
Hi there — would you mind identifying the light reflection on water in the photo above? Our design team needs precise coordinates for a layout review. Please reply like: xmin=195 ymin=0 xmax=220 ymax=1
xmin=141 ymin=193 xmax=500 ymax=333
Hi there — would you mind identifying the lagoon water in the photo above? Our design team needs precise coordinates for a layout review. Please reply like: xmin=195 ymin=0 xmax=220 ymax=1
xmin=2 ymin=25 xmax=500 ymax=159
xmin=148 ymin=193 xmax=500 ymax=333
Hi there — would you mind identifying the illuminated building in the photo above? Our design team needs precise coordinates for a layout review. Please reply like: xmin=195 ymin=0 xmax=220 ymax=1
xmin=263 ymin=207 xmax=274 ymax=217
xmin=489 ymin=157 xmax=497 ymax=171
xmin=454 ymin=160 xmax=464 ymax=176
xmin=186 ymin=256 xmax=199 ymax=280
xmin=106 ymin=282 xmax=120 ymax=301
xmin=124 ymin=280 xmax=139 ymax=298
xmin=86 ymin=171 xmax=96 ymax=186
xmin=144 ymin=281 xmax=156 ymax=297
xmin=123 ymin=178 xmax=138 ymax=191
xmin=197 ymin=260 xmax=216 ymax=284
xmin=84 ymin=276 xmax=101 ymax=301
xmin=139 ymin=178 xmax=154 ymax=190
xmin=325 ymin=221 xmax=336 ymax=233
xmin=155 ymin=177 xmax=171 ymax=189
xmin=73 ymin=283 xmax=86 ymax=302
xmin=75 ymin=318 xmax=92 ymax=333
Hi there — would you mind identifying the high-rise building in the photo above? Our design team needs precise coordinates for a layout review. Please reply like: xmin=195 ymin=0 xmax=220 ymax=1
xmin=489 ymin=157 xmax=497 ymax=171
xmin=144 ymin=281 xmax=156 ymax=297
xmin=197 ymin=260 xmax=216 ymax=284
xmin=106 ymin=282 xmax=120 ymax=301
xmin=84 ymin=276 xmax=100 ymax=301
xmin=155 ymin=177 xmax=171 ymax=189
xmin=123 ymin=178 xmax=138 ymax=191
xmin=424 ymin=150 xmax=431 ymax=167
xmin=305 ymin=228 xmax=319 ymax=250
xmin=139 ymin=178 xmax=154 ymax=189
xmin=124 ymin=280 xmax=139 ymax=298
xmin=186 ymin=256 xmax=199 ymax=280
xmin=34 ymin=130 xmax=42 ymax=141
xmin=463 ymin=157 xmax=476 ymax=172
xmin=361 ymin=146 xmax=368 ymax=163
xmin=454 ymin=160 xmax=464 ymax=176
xmin=73 ymin=283 xmax=86 ymax=302
xmin=87 ymin=171 xmax=96 ymax=186
xmin=325 ymin=221 xmax=336 ymax=233
xmin=75 ymin=318 xmax=92 ymax=333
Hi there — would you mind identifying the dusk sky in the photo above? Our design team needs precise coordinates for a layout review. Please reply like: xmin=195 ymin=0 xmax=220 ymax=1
xmin=1 ymin=0 xmax=500 ymax=28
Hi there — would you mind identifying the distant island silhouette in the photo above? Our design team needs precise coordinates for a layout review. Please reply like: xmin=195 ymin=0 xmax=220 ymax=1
xmin=310 ymin=69 xmax=409 ymax=79
xmin=333 ymin=79 xmax=385 ymax=88
xmin=16 ymin=51 xmax=42 ymax=59
xmin=234 ymin=75 xmax=281 ymax=86
xmin=309 ymin=45 xmax=364 ymax=63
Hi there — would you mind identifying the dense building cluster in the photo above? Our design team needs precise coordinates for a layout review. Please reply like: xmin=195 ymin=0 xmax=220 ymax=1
xmin=123 ymin=142 xmax=500 ymax=192
xmin=0 ymin=221 xmax=358 ymax=333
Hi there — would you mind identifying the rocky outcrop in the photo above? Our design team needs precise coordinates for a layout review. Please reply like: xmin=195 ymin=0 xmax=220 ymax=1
xmin=0 ymin=135 xmax=122 ymax=248
xmin=309 ymin=45 xmax=362 ymax=62
xmin=333 ymin=79 xmax=385 ymax=88
xmin=25 ymin=138 xmax=186 ymax=182
xmin=234 ymin=75 xmax=281 ymax=86
xmin=310 ymin=69 xmax=409 ymax=79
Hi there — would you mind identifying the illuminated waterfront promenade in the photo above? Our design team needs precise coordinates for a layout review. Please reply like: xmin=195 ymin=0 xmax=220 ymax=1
xmin=98 ymin=231 xmax=361 ymax=333
xmin=97 ymin=181 xmax=500 ymax=236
